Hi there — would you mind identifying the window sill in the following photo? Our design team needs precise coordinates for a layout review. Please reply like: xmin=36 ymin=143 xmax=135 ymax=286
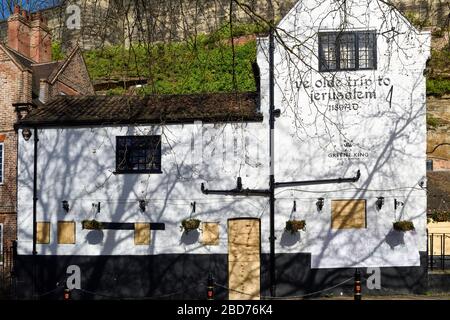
xmin=113 ymin=170 xmax=163 ymax=175
xmin=319 ymin=68 xmax=377 ymax=73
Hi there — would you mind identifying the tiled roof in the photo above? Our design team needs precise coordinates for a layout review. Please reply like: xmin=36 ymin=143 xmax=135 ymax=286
xmin=18 ymin=92 xmax=262 ymax=127
xmin=3 ymin=45 xmax=34 ymax=69
xmin=31 ymin=61 xmax=63 ymax=96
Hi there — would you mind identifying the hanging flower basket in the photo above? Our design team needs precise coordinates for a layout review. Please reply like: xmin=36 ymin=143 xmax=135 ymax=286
xmin=180 ymin=218 xmax=201 ymax=233
xmin=285 ymin=219 xmax=306 ymax=234
xmin=82 ymin=219 xmax=104 ymax=230
xmin=393 ymin=220 xmax=415 ymax=232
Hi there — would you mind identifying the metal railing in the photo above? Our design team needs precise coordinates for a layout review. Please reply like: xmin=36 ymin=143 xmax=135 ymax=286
xmin=428 ymin=232 xmax=450 ymax=271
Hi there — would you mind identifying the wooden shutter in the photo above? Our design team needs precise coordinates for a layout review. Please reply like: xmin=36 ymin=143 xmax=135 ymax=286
xmin=36 ymin=222 xmax=50 ymax=244
xmin=201 ymin=222 xmax=219 ymax=245
xmin=331 ymin=200 xmax=366 ymax=229
xmin=228 ymin=219 xmax=260 ymax=300
xmin=134 ymin=223 xmax=151 ymax=245
xmin=57 ymin=221 xmax=75 ymax=244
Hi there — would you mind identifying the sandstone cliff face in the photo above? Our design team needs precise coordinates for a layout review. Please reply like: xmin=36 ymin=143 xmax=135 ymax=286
xmin=1 ymin=1 xmax=448 ymax=50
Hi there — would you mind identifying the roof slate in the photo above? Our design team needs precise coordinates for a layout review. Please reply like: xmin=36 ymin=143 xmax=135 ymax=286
xmin=18 ymin=92 xmax=262 ymax=127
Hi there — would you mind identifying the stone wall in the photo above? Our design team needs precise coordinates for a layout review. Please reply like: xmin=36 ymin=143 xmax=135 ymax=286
xmin=2 ymin=0 xmax=445 ymax=51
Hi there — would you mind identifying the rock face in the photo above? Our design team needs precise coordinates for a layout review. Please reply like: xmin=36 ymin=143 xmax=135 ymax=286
xmin=1 ymin=0 xmax=448 ymax=51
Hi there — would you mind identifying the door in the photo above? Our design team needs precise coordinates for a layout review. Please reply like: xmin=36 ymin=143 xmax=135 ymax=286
xmin=228 ymin=218 xmax=260 ymax=300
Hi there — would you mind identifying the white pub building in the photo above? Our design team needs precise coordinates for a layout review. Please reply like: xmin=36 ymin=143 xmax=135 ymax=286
xmin=14 ymin=0 xmax=430 ymax=299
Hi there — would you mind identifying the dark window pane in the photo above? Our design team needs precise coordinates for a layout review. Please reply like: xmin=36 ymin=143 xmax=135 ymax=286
xmin=339 ymin=34 xmax=356 ymax=69
xmin=358 ymin=32 xmax=376 ymax=69
xmin=116 ymin=136 xmax=162 ymax=173
xmin=319 ymin=34 xmax=337 ymax=71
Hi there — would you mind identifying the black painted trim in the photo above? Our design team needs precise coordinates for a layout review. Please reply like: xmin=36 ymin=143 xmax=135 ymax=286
xmin=12 ymin=252 xmax=429 ymax=300
xmin=81 ymin=222 xmax=165 ymax=230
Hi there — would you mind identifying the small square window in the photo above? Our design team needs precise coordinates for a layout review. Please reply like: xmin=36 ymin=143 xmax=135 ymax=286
xmin=116 ymin=136 xmax=162 ymax=174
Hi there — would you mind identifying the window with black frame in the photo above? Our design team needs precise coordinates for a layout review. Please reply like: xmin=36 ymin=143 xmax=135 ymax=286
xmin=319 ymin=31 xmax=376 ymax=72
xmin=116 ymin=136 xmax=162 ymax=174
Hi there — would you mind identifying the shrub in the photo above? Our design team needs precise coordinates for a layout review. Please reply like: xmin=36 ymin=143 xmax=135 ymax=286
xmin=393 ymin=221 xmax=415 ymax=231
xmin=427 ymin=79 xmax=450 ymax=97
xmin=285 ymin=220 xmax=306 ymax=233
xmin=83 ymin=34 xmax=257 ymax=94
xmin=427 ymin=114 xmax=442 ymax=129
xmin=430 ymin=210 xmax=450 ymax=222
xmin=181 ymin=218 xmax=201 ymax=233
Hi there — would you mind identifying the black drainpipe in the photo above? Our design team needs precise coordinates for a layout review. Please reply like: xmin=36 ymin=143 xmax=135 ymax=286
xmin=32 ymin=127 xmax=38 ymax=299
xmin=268 ymin=26 xmax=276 ymax=298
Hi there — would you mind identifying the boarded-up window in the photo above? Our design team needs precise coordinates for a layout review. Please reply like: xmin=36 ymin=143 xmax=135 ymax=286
xmin=37 ymin=222 xmax=50 ymax=244
xmin=134 ymin=223 xmax=150 ymax=245
xmin=331 ymin=200 xmax=366 ymax=229
xmin=58 ymin=221 xmax=75 ymax=244
xmin=201 ymin=222 xmax=219 ymax=245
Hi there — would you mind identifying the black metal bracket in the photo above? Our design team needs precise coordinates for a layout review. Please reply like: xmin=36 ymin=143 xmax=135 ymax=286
xmin=201 ymin=177 xmax=270 ymax=197
xmin=200 ymin=170 xmax=360 ymax=197
xmin=274 ymin=170 xmax=360 ymax=188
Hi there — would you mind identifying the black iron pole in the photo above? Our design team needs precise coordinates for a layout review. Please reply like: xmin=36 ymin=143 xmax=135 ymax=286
xmin=32 ymin=127 xmax=38 ymax=299
xmin=274 ymin=170 xmax=360 ymax=188
xmin=268 ymin=25 xmax=276 ymax=298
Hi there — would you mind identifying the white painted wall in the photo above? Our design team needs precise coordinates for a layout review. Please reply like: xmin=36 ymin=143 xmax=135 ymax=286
xmin=17 ymin=0 xmax=430 ymax=269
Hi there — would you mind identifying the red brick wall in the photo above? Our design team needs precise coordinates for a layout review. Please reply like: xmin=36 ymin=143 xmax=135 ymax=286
xmin=0 ymin=213 xmax=16 ymax=268
xmin=0 ymin=48 xmax=30 ymax=265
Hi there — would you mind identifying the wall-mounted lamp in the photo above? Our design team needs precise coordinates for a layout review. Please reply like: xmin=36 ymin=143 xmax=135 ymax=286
xmin=191 ymin=201 xmax=196 ymax=213
xmin=92 ymin=202 xmax=101 ymax=214
xmin=316 ymin=198 xmax=324 ymax=212
xmin=375 ymin=197 xmax=384 ymax=211
xmin=139 ymin=200 xmax=146 ymax=212
xmin=394 ymin=199 xmax=404 ymax=210
xmin=62 ymin=200 xmax=69 ymax=213
xmin=22 ymin=128 xmax=32 ymax=141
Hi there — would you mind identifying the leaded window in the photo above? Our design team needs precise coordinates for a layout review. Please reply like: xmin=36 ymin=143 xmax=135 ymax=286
xmin=116 ymin=136 xmax=162 ymax=174
xmin=319 ymin=31 xmax=376 ymax=71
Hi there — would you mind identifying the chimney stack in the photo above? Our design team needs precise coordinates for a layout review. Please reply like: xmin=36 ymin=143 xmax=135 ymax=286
xmin=7 ymin=5 xmax=52 ymax=63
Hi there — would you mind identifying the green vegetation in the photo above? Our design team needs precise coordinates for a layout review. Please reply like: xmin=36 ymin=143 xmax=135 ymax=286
xmin=427 ymin=113 xmax=443 ymax=129
xmin=427 ymin=79 xmax=450 ymax=97
xmin=180 ymin=218 xmax=201 ymax=233
xmin=429 ymin=210 xmax=450 ymax=222
xmin=285 ymin=220 xmax=306 ymax=233
xmin=83 ymin=23 xmax=262 ymax=95
xmin=52 ymin=42 xmax=65 ymax=61
xmin=81 ymin=219 xmax=104 ymax=230
xmin=393 ymin=221 xmax=415 ymax=231
xmin=404 ymin=12 xmax=430 ymax=29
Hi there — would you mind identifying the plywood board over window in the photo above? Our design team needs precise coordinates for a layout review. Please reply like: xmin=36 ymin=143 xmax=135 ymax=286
xmin=201 ymin=222 xmax=219 ymax=245
xmin=134 ymin=223 xmax=151 ymax=245
xmin=36 ymin=222 xmax=50 ymax=244
xmin=331 ymin=200 xmax=366 ymax=229
xmin=58 ymin=221 xmax=75 ymax=244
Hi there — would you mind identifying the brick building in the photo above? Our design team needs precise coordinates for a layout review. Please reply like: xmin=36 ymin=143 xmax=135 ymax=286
xmin=0 ymin=5 xmax=93 ymax=277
